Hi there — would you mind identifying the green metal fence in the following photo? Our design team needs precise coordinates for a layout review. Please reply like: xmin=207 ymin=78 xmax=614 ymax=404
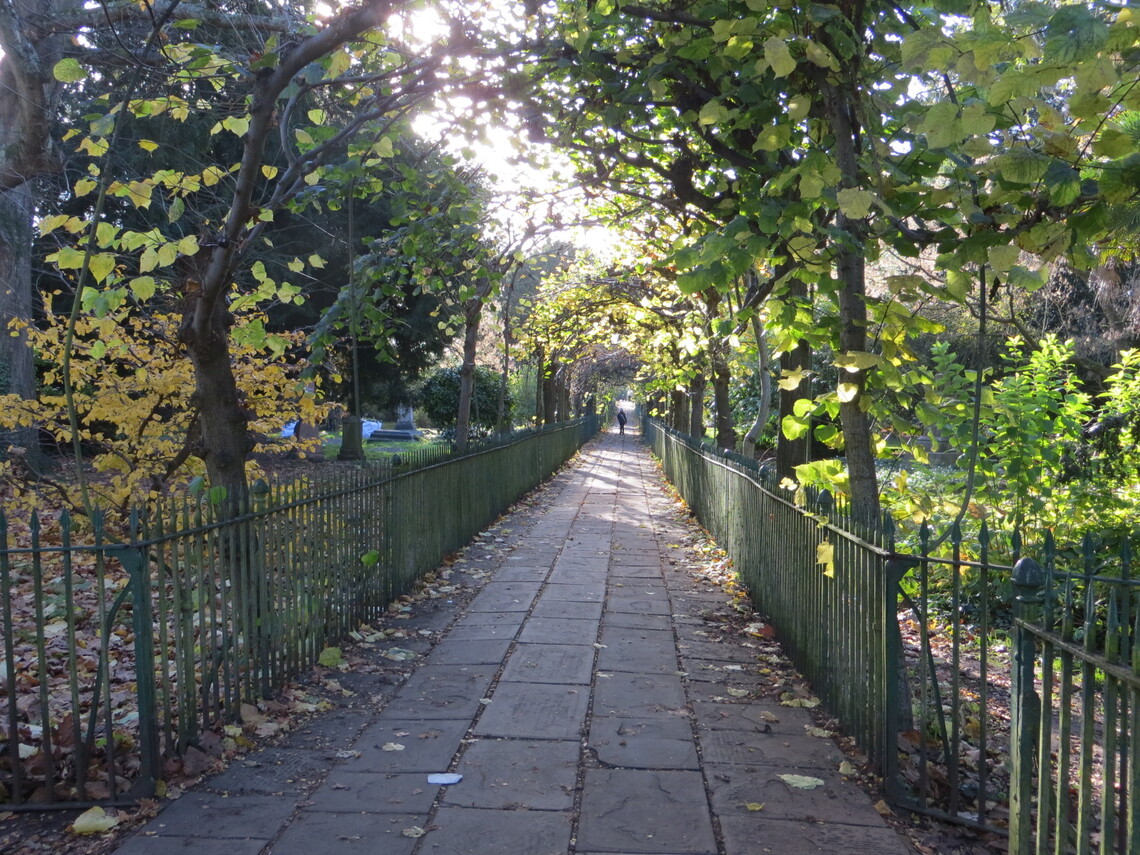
xmin=0 ymin=418 xmax=597 ymax=809
xmin=1008 ymin=544 xmax=1140 ymax=855
xmin=644 ymin=418 xmax=1138 ymax=853
xmin=643 ymin=419 xmax=898 ymax=770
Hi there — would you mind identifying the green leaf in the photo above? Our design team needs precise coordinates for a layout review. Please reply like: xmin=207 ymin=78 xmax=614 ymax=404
xmin=168 ymin=196 xmax=185 ymax=224
xmin=993 ymin=148 xmax=1050 ymax=185
xmin=130 ymin=276 xmax=157 ymax=300
xmin=1043 ymin=159 xmax=1081 ymax=206
xmin=360 ymin=549 xmax=381 ymax=566
xmin=89 ymin=253 xmax=116 ymax=284
xmin=782 ymin=415 xmax=810 ymax=441
xmin=1045 ymin=5 xmax=1109 ymax=65
xmin=987 ymin=244 xmax=1021 ymax=274
xmin=70 ymin=806 xmax=119 ymax=835
xmin=778 ymin=774 xmax=825 ymax=790
xmin=764 ymin=37 xmax=796 ymax=77
xmin=221 ymin=115 xmax=250 ymax=136
xmin=698 ymin=101 xmax=730 ymax=126
xmin=54 ymin=247 xmax=87 ymax=270
xmin=836 ymin=188 xmax=876 ymax=219
xmin=835 ymin=351 xmax=881 ymax=372
xmin=53 ymin=57 xmax=86 ymax=83
xmin=318 ymin=647 xmax=345 ymax=668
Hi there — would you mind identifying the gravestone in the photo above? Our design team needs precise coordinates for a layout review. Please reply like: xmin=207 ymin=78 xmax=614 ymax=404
xmin=395 ymin=403 xmax=415 ymax=431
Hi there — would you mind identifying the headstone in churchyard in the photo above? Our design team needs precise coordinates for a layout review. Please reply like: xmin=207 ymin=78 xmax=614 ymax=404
xmin=395 ymin=403 xmax=416 ymax=431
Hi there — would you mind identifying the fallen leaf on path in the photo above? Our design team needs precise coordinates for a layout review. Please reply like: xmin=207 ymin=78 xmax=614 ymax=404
xmin=70 ymin=807 xmax=119 ymax=835
xmin=381 ymin=742 xmax=405 ymax=752
xmin=778 ymin=774 xmax=825 ymax=790
xmin=402 ymin=826 xmax=426 ymax=838
xmin=743 ymin=802 xmax=765 ymax=811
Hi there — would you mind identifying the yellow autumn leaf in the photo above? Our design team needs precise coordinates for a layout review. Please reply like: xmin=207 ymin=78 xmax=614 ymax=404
xmin=817 ymin=540 xmax=835 ymax=578
xmin=70 ymin=806 xmax=119 ymax=835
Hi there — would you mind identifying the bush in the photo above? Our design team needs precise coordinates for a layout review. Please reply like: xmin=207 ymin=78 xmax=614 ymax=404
xmin=417 ymin=365 xmax=512 ymax=436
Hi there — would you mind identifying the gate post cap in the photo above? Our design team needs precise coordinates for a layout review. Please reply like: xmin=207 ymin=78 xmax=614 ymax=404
xmin=1012 ymin=556 xmax=1045 ymax=589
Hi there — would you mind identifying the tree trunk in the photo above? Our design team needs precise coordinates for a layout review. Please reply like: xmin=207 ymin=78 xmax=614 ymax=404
xmin=671 ymin=388 xmax=689 ymax=432
xmin=824 ymin=80 xmax=880 ymax=525
xmin=712 ymin=356 xmax=734 ymax=451
xmin=455 ymin=300 xmax=482 ymax=454
xmin=0 ymin=182 xmax=44 ymax=472
xmin=743 ymin=316 xmax=772 ymax=459
xmin=182 ymin=302 xmax=254 ymax=503
xmin=557 ymin=371 xmax=570 ymax=421
xmin=542 ymin=361 xmax=558 ymax=426
xmin=496 ymin=274 xmax=516 ymax=434
xmin=533 ymin=347 xmax=544 ymax=426
xmin=688 ymin=374 xmax=706 ymax=438
xmin=776 ymin=332 xmax=812 ymax=483
xmin=0 ymin=0 xmax=81 ymax=476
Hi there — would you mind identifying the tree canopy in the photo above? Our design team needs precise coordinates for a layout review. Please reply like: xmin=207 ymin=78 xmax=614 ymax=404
xmin=0 ymin=0 xmax=1137 ymax=532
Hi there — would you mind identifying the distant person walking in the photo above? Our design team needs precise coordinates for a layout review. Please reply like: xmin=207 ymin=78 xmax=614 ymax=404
xmin=616 ymin=408 xmax=627 ymax=435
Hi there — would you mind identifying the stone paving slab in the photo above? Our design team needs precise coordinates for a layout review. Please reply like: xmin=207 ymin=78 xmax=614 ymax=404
xmin=422 ymin=637 xmax=513 ymax=665
xmin=303 ymin=770 xmax=438 ymax=813
xmin=472 ymin=681 xmax=591 ymax=739
xmin=530 ymin=596 xmax=604 ymax=620
xmin=606 ymin=591 xmax=673 ymax=615
xmin=540 ymin=580 xmax=607 ymax=602
xmin=113 ymin=836 xmax=267 ymax=855
xmin=603 ymin=611 xmax=674 ymax=632
xmin=201 ymin=748 xmax=330 ymax=795
xmin=268 ymin=809 xmax=421 ymax=855
xmin=706 ymin=764 xmax=891 ymax=826
xmin=346 ymin=718 xmax=468 ymax=773
xmin=518 ymin=615 xmax=601 ymax=642
xmin=718 ymin=817 xmax=910 ymax=855
xmin=699 ymin=725 xmax=845 ymax=769
xmin=576 ymin=769 xmax=718 ymax=855
xmin=141 ymin=792 xmax=296 ymax=837
xmin=441 ymin=737 xmax=579 ymax=809
xmin=422 ymin=807 xmax=573 ymax=855
xmin=273 ymin=708 xmax=370 ymax=752
xmin=450 ymin=608 xmax=527 ymax=627
xmin=588 ymin=715 xmax=700 ymax=770
xmin=464 ymin=581 xmax=540 ymax=612
xmin=597 ymin=625 xmax=679 ymax=674
xmin=593 ymin=673 xmax=688 ymax=717
xmin=378 ymin=665 xmax=495 ymax=720
xmin=500 ymin=641 xmax=595 ymax=684
xmin=442 ymin=621 xmax=519 ymax=641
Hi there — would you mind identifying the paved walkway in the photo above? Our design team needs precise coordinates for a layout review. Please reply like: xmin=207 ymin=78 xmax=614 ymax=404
xmin=111 ymin=430 xmax=913 ymax=855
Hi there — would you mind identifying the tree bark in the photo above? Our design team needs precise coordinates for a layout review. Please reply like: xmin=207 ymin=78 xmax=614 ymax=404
xmin=712 ymin=355 xmax=734 ymax=451
xmin=823 ymin=79 xmax=880 ymax=525
xmin=776 ymin=338 xmax=812 ymax=482
xmin=0 ymin=183 xmax=43 ymax=472
xmin=542 ymin=360 xmax=558 ymax=426
xmin=533 ymin=347 xmax=544 ymax=426
xmin=496 ymin=278 xmax=514 ymax=434
xmin=688 ymin=374 xmax=706 ymax=438
xmin=743 ymin=315 xmax=772 ymax=459
xmin=671 ymin=388 xmax=689 ymax=432
xmin=455 ymin=300 xmax=483 ymax=454
xmin=0 ymin=0 xmax=81 ymax=475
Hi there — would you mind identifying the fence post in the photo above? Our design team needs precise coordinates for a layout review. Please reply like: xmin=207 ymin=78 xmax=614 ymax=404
xmin=119 ymin=546 xmax=159 ymax=797
xmin=883 ymin=556 xmax=914 ymax=803
xmin=1009 ymin=556 xmax=1045 ymax=855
